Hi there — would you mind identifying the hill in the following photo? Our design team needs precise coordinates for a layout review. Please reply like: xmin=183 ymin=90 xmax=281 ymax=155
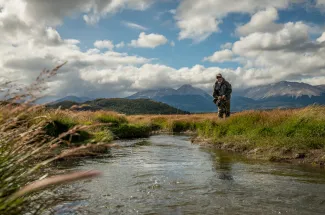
xmin=47 ymin=98 xmax=189 ymax=115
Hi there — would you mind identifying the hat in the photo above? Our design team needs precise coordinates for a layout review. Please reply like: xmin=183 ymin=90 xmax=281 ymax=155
xmin=216 ymin=73 xmax=223 ymax=78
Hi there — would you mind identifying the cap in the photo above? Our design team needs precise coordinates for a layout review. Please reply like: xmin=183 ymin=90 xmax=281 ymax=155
xmin=216 ymin=73 xmax=223 ymax=78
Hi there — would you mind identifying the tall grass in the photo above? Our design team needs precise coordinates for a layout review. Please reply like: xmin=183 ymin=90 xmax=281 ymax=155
xmin=127 ymin=106 xmax=325 ymax=151
xmin=0 ymin=64 xmax=108 ymax=214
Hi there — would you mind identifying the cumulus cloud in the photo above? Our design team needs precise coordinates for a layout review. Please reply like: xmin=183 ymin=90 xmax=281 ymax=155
xmin=122 ymin=21 xmax=148 ymax=31
xmin=317 ymin=32 xmax=325 ymax=43
xmin=221 ymin=42 xmax=233 ymax=50
xmin=233 ymin=22 xmax=312 ymax=55
xmin=231 ymin=20 xmax=325 ymax=84
xmin=203 ymin=49 xmax=234 ymax=63
xmin=94 ymin=40 xmax=114 ymax=50
xmin=175 ymin=0 xmax=292 ymax=41
xmin=0 ymin=0 xmax=154 ymax=27
xmin=129 ymin=32 xmax=168 ymax=48
xmin=116 ymin=42 xmax=125 ymax=48
xmin=236 ymin=7 xmax=282 ymax=36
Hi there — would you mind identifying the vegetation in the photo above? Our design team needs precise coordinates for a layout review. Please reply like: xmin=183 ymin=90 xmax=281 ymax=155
xmin=127 ymin=105 xmax=325 ymax=164
xmin=0 ymin=63 xmax=150 ymax=214
xmin=0 ymin=102 xmax=157 ymax=213
xmin=47 ymin=98 xmax=190 ymax=115
xmin=0 ymin=64 xmax=105 ymax=214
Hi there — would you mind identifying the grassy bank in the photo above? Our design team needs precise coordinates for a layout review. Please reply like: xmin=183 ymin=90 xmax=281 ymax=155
xmin=127 ymin=105 xmax=325 ymax=165
xmin=0 ymin=104 xmax=151 ymax=214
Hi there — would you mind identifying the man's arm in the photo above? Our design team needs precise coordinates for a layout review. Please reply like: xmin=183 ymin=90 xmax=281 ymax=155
xmin=220 ymin=82 xmax=232 ymax=100
xmin=225 ymin=82 xmax=232 ymax=98
xmin=212 ymin=83 xmax=218 ymax=98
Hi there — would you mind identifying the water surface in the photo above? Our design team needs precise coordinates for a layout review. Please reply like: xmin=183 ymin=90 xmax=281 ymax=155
xmin=57 ymin=135 xmax=325 ymax=215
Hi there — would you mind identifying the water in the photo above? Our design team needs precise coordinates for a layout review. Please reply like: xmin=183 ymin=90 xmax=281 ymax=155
xmin=57 ymin=135 xmax=325 ymax=215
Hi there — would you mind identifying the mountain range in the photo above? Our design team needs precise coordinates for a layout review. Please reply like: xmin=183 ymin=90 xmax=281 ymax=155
xmin=127 ymin=81 xmax=325 ymax=112
xmin=47 ymin=81 xmax=325 ymax=113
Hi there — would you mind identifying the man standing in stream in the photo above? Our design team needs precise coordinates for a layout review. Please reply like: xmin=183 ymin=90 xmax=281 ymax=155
xmin=213 ymin=73 xmax=232 ymax=118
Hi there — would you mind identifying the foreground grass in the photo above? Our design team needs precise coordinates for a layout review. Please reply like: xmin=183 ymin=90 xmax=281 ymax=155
xmin=128 ymin=105 xmax=325 ymax=165
xmin=0 ymin=104 xmax=150 ymax=214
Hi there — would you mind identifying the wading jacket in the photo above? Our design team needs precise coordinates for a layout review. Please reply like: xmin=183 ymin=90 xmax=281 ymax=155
xmin=213 ymin=80 xmax=232 ymax=101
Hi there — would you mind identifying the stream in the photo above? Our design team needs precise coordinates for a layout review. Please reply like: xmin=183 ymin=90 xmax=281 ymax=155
xmin=55 ymin=135 xmax=325 ymax=215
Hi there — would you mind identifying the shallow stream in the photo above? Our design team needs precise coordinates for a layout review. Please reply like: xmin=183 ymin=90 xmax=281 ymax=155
xmin=56 ymin=135 xmax=325 ymax=214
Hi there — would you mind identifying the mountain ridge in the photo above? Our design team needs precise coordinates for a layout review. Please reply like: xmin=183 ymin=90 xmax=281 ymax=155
xmin=241 ymin=81 xmax=323 ymax=99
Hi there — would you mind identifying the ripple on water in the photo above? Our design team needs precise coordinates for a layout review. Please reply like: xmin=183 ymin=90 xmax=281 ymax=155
xmin=56 ymin=135 xmax=325 ymax=215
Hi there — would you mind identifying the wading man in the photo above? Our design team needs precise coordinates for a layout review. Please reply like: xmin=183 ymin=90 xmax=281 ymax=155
xmin=213 ymin=74 xmax=232 ymax=118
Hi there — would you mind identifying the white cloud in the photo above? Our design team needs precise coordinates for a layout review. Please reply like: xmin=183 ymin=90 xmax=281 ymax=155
xmin=122 ymin=21 xmax=148 ymax=31
xmin=94 ymin=40 xmax=114 ymax=50
xmin=0 ymin=0 xmax=154 ymax=27
xmin=233 ymin=22 xmax=310 ymax=55
xmin=175 ymin=0 xmax=292 ymax=41
xmin=317 ymin=32 xmax=325 ymax=43
xmin=203 ymin=49 xmax=234 ymax=63
xmin=231 ymin=20 xmax=325 ymax=84
xmin=116 ymin=42 xmax=125 ymax=48
xmin=236 ymin=7 xmax=282 ymax=36
xmin=177 ymin=15 xmax=220 ymax=42
xmin=129 ymin=32 xmax=168 ymax=48
xmin=317 ymin=0 xmax=325 ymax=6
xmin=221 ymin=42 xmax=233 ymax=49
xmin=170 ymin=41 xmax=175 ymax=47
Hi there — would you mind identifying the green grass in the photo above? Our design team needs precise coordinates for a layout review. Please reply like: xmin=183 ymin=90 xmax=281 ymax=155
xmin=111 ymin=124 xmax=152 ymax=139
xmin=94 ymin=112 xmax=127 ymax=125
xmin=127 ymin=106 xmax=325 ymax=163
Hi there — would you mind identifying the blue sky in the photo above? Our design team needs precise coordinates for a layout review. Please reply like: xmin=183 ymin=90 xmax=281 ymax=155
xmin=56 ymin=1 xmax=325 ymax=70
xmin=1 ymin=0 xmax=325 ymax=98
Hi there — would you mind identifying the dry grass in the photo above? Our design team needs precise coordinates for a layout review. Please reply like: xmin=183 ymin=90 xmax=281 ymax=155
xmin=0 ymin=64 xmax=118 ymax=214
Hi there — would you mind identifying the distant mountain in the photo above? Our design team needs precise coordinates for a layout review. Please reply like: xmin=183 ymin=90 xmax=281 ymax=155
xmin=128 ymin=84 xmax=214 ymax=112
xmin=52 ymin=96 xmax=92 ymax=104
xmin=128 ymin=88 xmax=177 ymax=99
xmin=176 ymin=84 xmax=212 ymax=100
xmin=128 ymin=82 xmax=325 ymax=113
xmin=241 ymin=81 xmax=324 ymax=99
xmin=129 ymin=85 xmax=212 ymax=99
xmin=34 ymin=96 xmax=60 ymax=104
xmin=47 ymin=98 xmax=189 ymax=115
xmin=317 ymin=85 xmax=325 ymax=91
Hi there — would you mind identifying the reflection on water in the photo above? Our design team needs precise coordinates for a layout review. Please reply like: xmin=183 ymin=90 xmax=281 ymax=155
xmin=57 ymin=135 xmax=325 ymax=215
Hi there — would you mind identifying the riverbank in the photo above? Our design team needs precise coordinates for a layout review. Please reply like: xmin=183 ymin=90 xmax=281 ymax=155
xmin=2 ymin=104 xmax=324 ymax=164
xmin=128 ymin=105 xmax=325 ymax=166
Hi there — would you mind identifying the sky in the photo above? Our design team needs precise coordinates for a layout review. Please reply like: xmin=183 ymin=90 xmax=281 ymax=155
xmin=1 ymin=0 xmax=325 ymax=99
